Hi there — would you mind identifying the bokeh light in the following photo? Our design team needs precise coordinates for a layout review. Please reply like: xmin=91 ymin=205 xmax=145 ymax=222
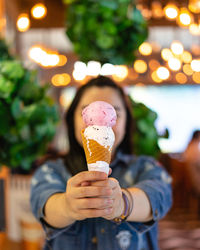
xmin=87 ymin=61 xmax=101 ymax=76
xmin=151 ymin=71 xmax=162 ymax=83
xmin=177 ymin=8 xmax=193 ymax=27
xmin=114 ymin=65 xmax=129 ymax=80
xmin=188 ymin=0 xmax=200 ymax=14
xmin=189 ymin=23 xmax=200 ymax=35
xmin=171 ymin=41 xmax=184 ymax=55
xmin=57 ymin=55 xmax=68 ymax=66
xmin=51 ymin=73 xmax=71 ymax=87
xmin=73 ymin=69 xmax=86 ymax=81
xmin=175 ymin=72 xmax=187 ymax=84
xmin=17 ymin=14 xmax=30 ymax=32
xmin=183 ymin=64 xmax=193 ymax=75
xmin=164 ymin=4 xmax=179 ymax=20
xmin=161 ymin=48 xmax=173 ymax=61
xmin=191 ymin=59 xmax=200 ymax=72
xmin=134 ymin=60 xmax=147 ymax=74
xmin=181 ymin=51 xmax=192 ymax=63
xmin=192 ymin=72 xmax=200 ymax=83
xmin=149 ymin=59 xmax=160 ymax=70
xmin=100 ymin=63 xmax=115 ymax=75
xmin=168 ymin=58 xmax=182 ymax=71
xmin=156 ymin=66 xmax=170 ymax=80
xmin=31 ymin=3 xmax=47 ymax=19
xmin=139 ymin=42 xmax=152 ymax=56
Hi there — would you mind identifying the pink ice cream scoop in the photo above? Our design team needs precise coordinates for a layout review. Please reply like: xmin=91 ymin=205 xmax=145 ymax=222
xmin=82 ymin=101 xmax=117 ymax=127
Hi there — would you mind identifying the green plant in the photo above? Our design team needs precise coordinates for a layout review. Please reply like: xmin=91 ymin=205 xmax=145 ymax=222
xmin=63 ymin=0 xmax=148 ymax=65
xmin=0 ymin=40 xmax=59 ymax=171
xmin=130 ymin=98 xmax=169 ymax=158
xmin=0 ymin=38 xmax=13 ymax=62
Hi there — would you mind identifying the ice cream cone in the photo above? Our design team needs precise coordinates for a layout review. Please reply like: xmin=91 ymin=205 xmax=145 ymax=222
xmin=81 ymin=129 xmax=112 ymax=174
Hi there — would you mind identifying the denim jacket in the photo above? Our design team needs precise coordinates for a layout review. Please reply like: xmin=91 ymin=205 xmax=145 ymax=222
xmin=30 ymin=152 xmax=172 ymax=250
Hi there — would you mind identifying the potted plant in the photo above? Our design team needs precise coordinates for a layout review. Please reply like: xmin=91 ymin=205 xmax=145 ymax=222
xmin=130 ymin=98 xmax=169 ymax=158
xmin=0 ymin=40 xmax=59 ymax=172
xmin=63 ymin=0 xmax=148 ymax=65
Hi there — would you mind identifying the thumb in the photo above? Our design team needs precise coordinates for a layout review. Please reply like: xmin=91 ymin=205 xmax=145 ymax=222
xmin=108 ymin=168 xmax=112 ymax=176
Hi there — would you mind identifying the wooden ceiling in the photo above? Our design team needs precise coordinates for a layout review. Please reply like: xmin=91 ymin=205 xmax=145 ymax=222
xmin=5 ymin=0 xmax=65 ymax=28
xmin=5 ymin=0 xmax=191 ymax=29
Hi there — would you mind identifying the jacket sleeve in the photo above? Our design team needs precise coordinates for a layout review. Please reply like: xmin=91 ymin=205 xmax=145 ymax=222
xmin=123 ymin=156 xmax=172 ymax=234
xmin=30 ymin=160 xmax=74 ymax=240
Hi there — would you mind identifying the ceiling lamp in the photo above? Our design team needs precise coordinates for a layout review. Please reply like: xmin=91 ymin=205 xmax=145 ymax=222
xmin=16 ymin=13 xmax=30 ymax=32
xmin=188 ymin=0 xmax=200 ymax=14
xmin=139 ymin=42 xmax=152 ymax=56
xmin=171 ymin=41 xmax=184 ymax=55
xmin=168 ymin=58 xmax=182 ymax=71
xmin=177 ymin=8 xmax=193 ymax=27
xmin=31 ymin=3 xmax=47 ymax=19
xmin=164 ymin=3 xmax=179 ymax=20
xmin=133 ymin=60 xmax=147 ymax=74
xmin=156 ymin=66 xmax=170 ymax=80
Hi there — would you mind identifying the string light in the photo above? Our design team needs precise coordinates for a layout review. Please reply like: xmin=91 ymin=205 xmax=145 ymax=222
xmin=164 ymin=4 xmax=179 ymax=20
xmin=17 ymin=14 xmax=30 ymax=32
xmin=31 ymin=3 xmax=47 ymax=19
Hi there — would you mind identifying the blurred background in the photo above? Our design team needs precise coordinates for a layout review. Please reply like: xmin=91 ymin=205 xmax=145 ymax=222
xmin=0 ymin=0 xmax=200 ymax=249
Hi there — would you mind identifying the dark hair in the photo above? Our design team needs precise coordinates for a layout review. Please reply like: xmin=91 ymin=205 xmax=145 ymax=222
xmin=64 ymin=76 xmax=134 ymax=175
xmin=191 ymin=130 xmax=200 ymax=141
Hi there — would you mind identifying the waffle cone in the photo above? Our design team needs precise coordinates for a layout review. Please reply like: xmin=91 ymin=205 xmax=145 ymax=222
xmin=81 ymin=129 xmax=112 ymax=166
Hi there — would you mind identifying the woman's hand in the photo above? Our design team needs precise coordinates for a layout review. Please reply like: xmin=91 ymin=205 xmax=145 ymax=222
xmin=65 ymin=171 xmax=114 ymax=221
xmin=89 ymin=177 xmax=124 ymax=220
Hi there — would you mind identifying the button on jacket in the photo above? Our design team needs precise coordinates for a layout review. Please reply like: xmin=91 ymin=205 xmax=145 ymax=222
xmin=30 ymin=152 xmax=172 ymax=250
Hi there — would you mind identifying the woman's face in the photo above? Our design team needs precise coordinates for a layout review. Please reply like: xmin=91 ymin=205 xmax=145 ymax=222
xmin=74 ymin=86 xmax=127 ymax=154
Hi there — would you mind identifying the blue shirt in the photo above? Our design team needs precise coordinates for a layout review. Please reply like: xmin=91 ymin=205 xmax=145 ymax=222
xmin=30 ymin=152 xmax=172 ymax=250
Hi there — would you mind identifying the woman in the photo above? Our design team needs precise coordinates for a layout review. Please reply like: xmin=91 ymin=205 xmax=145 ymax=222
xmin=30 ymin=76 xmax=172 ymax=250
